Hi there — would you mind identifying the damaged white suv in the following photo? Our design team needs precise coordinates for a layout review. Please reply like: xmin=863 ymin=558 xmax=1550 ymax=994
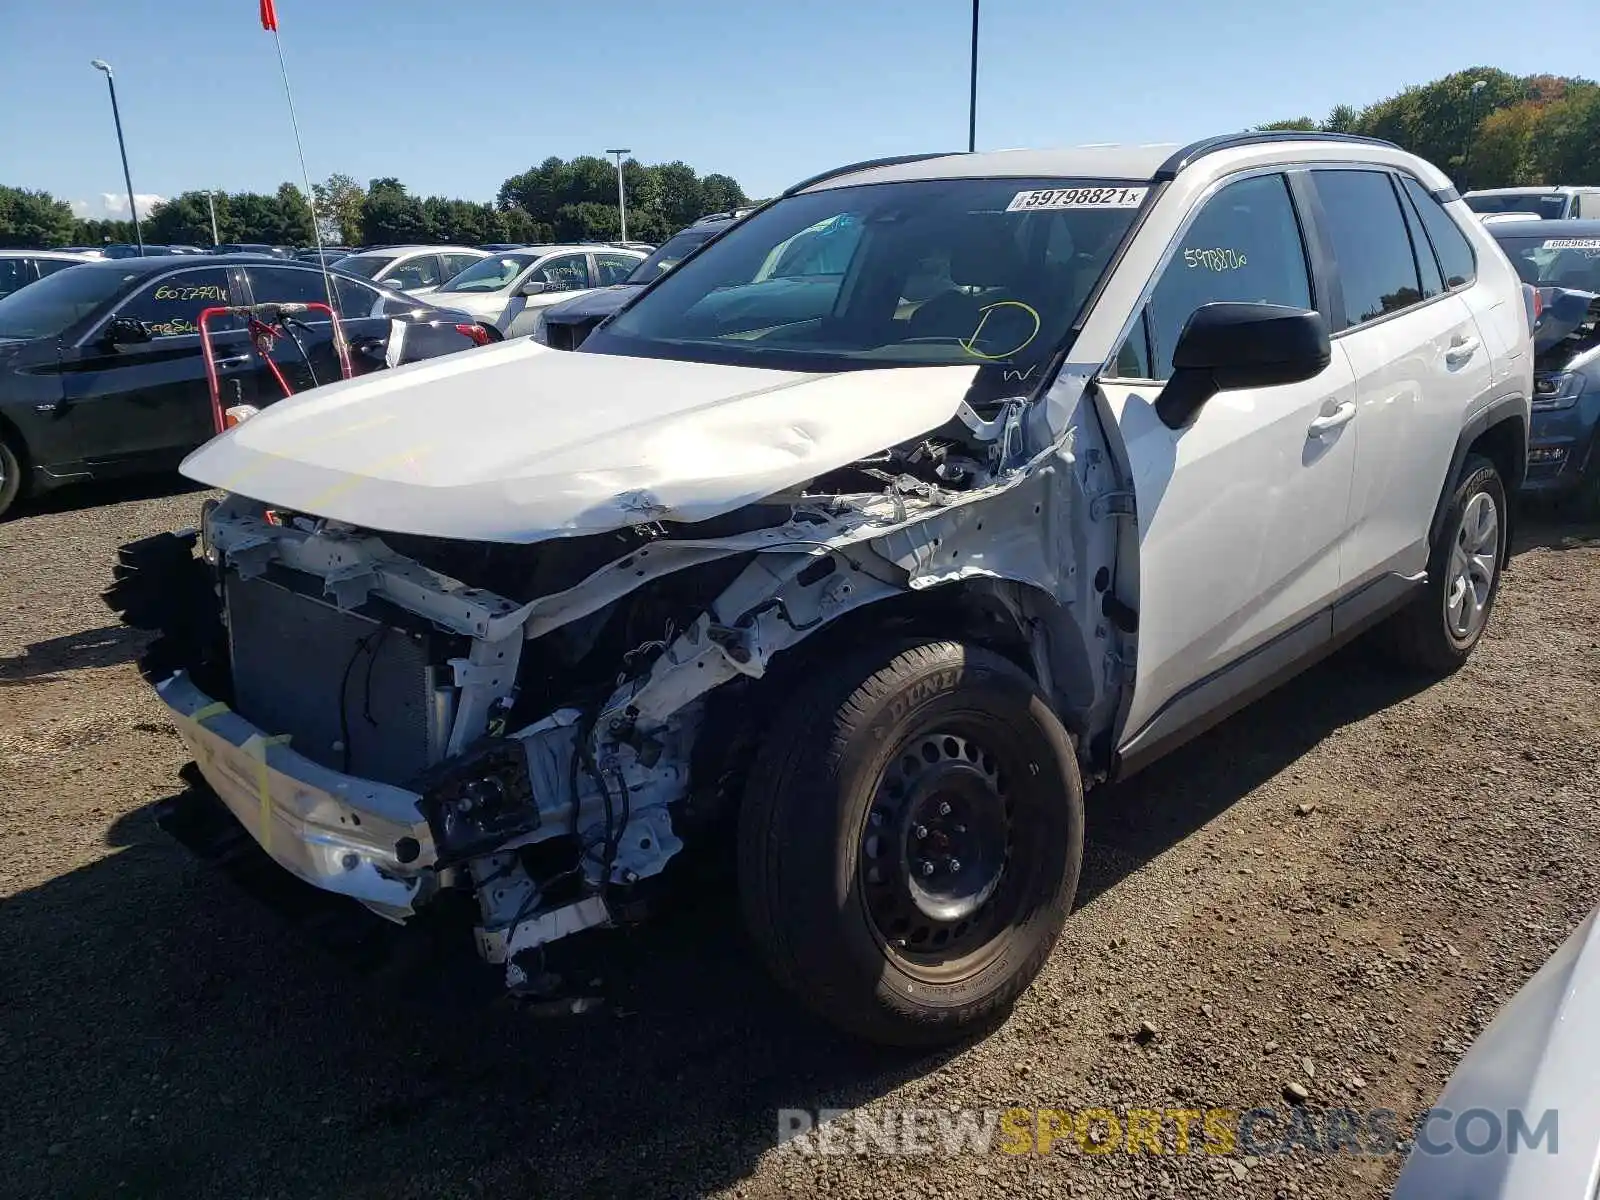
xmin=108 ymin=133 xmax=1531 ymax=1046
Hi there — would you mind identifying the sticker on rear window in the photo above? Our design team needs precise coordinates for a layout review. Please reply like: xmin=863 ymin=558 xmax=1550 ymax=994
xmin=1542 ymin=238 xmax=1600 ymax=249
xmin=1006 ymin=186 xmax=1148 ymax=212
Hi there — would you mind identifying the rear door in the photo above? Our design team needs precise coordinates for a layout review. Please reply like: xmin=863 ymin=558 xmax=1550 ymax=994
xmin=58 ymin=265 xmax=251 ymax=464
xmin=1096 ymin=171 xmax=1359 ymax=748
xmin=240 ymin=263 xmax=393 ymax=396
xmin=1304 ymin=168 xmax=1493 ymax=597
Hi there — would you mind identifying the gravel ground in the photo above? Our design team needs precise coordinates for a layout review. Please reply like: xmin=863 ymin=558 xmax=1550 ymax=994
xmin=2 ymin=477 xmax=1598 ymax=1200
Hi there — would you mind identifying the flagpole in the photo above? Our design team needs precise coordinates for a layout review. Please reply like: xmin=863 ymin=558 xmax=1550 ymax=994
xmin=263 ymin=2 xmax=343 ymax=360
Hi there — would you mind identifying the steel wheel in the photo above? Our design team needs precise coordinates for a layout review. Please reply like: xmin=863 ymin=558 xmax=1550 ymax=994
xmin=1445 ymin=489 xmax=1500 ymax=643
xmin=859 ymin=725 xmax=1023 ymax=969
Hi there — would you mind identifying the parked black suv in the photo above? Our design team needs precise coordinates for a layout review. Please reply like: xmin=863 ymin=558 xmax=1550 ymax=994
xmin=0 ymin=255 xmax=491 ymax=517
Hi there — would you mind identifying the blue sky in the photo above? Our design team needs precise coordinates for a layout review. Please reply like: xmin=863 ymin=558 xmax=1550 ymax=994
xmin=1 ymin=0 xmax=1593 ymax=218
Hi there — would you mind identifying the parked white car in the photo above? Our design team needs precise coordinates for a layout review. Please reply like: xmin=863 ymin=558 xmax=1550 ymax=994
xmin=425 ymin=244 xmax=646 ymax=337
xmin=333 ymin=245 xmax=488 ymax=293
xmin=1465 ymin=186 xmax=1600 ymax=221
xmin=0 ymin=250 xmax=96 ymax=300
xmin=108 ymin=132 xmax=1532 ymax=1047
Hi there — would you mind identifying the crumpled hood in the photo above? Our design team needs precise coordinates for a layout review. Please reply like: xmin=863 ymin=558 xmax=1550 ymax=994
xmin=180 ymin=338 xmax=981 ymax=543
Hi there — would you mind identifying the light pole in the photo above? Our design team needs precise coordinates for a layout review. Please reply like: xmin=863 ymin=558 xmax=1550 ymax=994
xmin=605 ymin=148 xmax=631 ymax=242
xmin=968 ymin=0 xmax=979 ymax=153
xmin=206 ymin=189 xmax=220 ymax=247
xmin=1464 ymin=79 xmax=1488 ymax=189
xmin=89 ymin=59 xmax=143 ymax=255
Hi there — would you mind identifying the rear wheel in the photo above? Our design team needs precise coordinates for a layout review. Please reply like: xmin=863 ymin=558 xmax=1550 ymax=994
xmin=0 ymin=433 xmax=24 ymax=520
xmin=1383 ymin=454 xmax=1507 ymax=674
xmin=737 ymin=640 xmax=1084 ymax=1046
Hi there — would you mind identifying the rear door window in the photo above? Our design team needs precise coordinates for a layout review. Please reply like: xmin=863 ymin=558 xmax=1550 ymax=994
xmin=1310 ymin=170 xmax=1425 ymax=329
xmin=532 ymin=253 xmax=591 ymax=292
xmin=0 ymin=258 xmax=32 ymax=300
xmin=594 ymin=253 xmax=639 ymax=285
xmin=383 ymin=254 xmax=442 ymax=291
xmin=1400 ymin=177 xmax=1477 ymax=289
xmin=441 ymin=252 xmax=481 ymax=280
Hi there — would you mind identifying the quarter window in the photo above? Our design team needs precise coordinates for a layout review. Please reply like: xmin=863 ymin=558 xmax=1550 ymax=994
xmin=1400 ymin=177 xmax=1477 ymax=290
xmin=1310 ymin=170 xmax=1424 ymax=327
xmin=115 ymin=268 xmax=237 ymax=338
xmin=1128 ymin=173 xmax=1313 ymax=380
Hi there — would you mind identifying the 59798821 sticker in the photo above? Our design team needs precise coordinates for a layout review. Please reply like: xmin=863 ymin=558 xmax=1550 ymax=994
xmin=1006 ymin=186 xmax=1148 ymax=212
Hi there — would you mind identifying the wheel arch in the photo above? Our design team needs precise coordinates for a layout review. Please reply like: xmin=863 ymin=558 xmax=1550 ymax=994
xmin=689 ymin=577 xmax=1100 ymax=823
xmin=1431 ymin=397 xmax=1527 ymax=569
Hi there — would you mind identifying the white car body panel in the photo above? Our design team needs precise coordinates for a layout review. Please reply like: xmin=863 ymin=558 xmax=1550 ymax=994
xmin=1338 ymin=293 xmax=1492 ymax=582
xmin=1098 ymin=353 xmax=1358 ymax=739
xmin=427 ymin=248 xmax=646 ymax=337
xmin=179 ymin=337 xmax=984 ymax=542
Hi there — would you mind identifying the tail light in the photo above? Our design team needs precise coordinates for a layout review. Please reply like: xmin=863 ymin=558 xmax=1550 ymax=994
xmin=455 ymin=323 xmax=492 ymax=346
xmin=223 ymin=403 xmax=261 ymax=429
xmin=1522 ymin=283 xmax=1543 ymax=337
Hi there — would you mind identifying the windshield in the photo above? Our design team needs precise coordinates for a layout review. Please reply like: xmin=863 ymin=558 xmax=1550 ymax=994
xmin=1494 ymin=234 xmax=1600 ymax=292
xmin=584 ymin=177 xmax=1145 ymax=372
xmin=0 ymin=264 xmax=134 ymax=340
xmin=333 ymin=254 xmax=388 ymax=279
xmin=1466 ymin=193 xmax=1568 ymax=219
xmin=436 ymin=253 xmax=536 ymax=293
xmin=626 ymin=228 xmax=718 ymax=282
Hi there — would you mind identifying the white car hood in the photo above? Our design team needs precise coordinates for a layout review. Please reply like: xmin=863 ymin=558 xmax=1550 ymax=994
xmin=180 ymin=338 xmax=982 ymax=543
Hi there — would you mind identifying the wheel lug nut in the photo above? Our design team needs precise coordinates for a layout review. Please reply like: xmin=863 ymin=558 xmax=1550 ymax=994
xmin=920 ymin=861 xmax=934 ymax=877
xmin=915 ymin=825 xmax=928 ymax=839
xmin=948 ymin=858 xmax=962 ymax=873
xmin=938 ymin=801 xmax=952 ymax=816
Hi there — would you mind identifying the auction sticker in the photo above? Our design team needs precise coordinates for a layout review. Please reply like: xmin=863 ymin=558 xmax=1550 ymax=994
xmin=1007 ymin=186 xmax=1148 ymax=212
xmin=1543 ymin=238 xmax=1600 ymax=249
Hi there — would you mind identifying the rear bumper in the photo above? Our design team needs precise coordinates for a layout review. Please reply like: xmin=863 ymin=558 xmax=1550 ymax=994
xmin=156 ymin=669 xmax=438 ymax=917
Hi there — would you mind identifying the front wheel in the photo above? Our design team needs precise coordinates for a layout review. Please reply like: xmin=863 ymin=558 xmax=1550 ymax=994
xmin=737 ymin=640 xmax=1084 ymax=1046
xmin=1383 ymin=454 xmax=1508 ymax=674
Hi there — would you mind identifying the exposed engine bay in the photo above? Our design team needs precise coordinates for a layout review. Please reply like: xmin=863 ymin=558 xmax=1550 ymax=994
xmin=106 ymin=383 xmax=1132 ymax=997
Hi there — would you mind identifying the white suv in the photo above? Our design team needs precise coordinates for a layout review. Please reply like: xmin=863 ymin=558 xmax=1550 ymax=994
xmin=109 ymin=133 xmax=1532 ymax=1047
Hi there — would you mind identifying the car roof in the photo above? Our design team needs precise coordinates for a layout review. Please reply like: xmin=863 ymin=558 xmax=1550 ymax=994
xmin=1465 ymin=186 xmax=1579 ymax=196
xmin=1486 ymin=218 xmax=1600 ymax=238
xmin=797 ymin=134 xmax=1452 ymax=194
xmin=69 ymin=253 xmax=356 ymax=273
xmin=0 ymin=249 xmax=94 ymax=260
xmin=345 ymin=245 xmax=485 ymax=260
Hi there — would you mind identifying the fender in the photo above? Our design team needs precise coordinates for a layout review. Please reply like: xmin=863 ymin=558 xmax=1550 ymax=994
xmin=1428 ymin=393 xmax=1528 ymax=570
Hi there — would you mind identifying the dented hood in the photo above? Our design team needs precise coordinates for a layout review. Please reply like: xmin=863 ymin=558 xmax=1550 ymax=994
xmin=180 ymin=338 xmax=980 ymax=543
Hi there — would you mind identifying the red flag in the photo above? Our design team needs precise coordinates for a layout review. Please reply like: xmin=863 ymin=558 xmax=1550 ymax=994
xmin=260 ymin=0 xmax=278 ymax=31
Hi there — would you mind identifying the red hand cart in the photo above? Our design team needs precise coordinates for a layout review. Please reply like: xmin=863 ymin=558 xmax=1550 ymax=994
xmin=197 ymin=301 xmax=355 ymax=435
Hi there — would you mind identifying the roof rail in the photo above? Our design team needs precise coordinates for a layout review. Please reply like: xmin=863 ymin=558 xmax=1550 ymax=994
xmin=1155 ymin=131 xmax=1403 ymax=181
xmin=782 ymin=151 xmax=960 ymax=197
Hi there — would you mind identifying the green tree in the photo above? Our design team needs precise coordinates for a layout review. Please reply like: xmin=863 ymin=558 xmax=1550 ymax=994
xmin=0 ymin=186 xmax=76 ymax=248
xmin=272 ymin=182 xmax=315 ymax=246
xmin=361 ymin=178 xmax=428 ymax=244
xmin=69 ymin=217 xmax=134 ymax=245
xmin=1256 ymin=117 xmax=1318 ymax=131
xmin=145 ymin=191 xmax=221 ymax=245
xmin=312 ymin=172 xmax=366 ymax=244
xmin=697 ymin=173 xmax=748 ymax=214
xmin=1323 ymin=104 xmax=1359 ymax=133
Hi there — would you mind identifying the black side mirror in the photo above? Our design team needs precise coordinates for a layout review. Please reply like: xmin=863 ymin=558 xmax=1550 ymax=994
xmin=105 ymin=316 xmax=152 ymax=346
xmin=1154 ymin=302 xmax=1330 ymax=429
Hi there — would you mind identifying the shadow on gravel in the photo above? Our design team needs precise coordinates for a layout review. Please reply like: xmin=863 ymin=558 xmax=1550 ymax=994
xmin=6 ymin=471 xmax=207 ymax=520
xmin=0 ymin=624 xmax=144 ymax=685
xmin=1076 ymin=643 xmax=1431 ymax=907
xmin=0 ymin=797 xmax=949 ymax=1200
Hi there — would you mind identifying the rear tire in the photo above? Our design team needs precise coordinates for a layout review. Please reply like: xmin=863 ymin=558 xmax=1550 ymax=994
xmin=737 ymin=640 xmax=1084 ymax=1047
xmin=1382 ymin=454 xmax=1507 ymax=674
xmin=0 ymin=433 xmax=24 ymax=520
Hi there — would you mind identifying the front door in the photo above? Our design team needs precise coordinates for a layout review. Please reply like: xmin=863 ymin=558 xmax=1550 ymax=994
xmin=502 ymin=252 xmax=593 ymax=337
xmin=1096 ymin=171 xmax=1359 ymax=745
xmin=58 ymin=265 xmax=252 ymax=467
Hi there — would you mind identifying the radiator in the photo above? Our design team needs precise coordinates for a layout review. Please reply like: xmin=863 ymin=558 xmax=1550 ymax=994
xmin=225 ymin=573 xmax=446 ymax=786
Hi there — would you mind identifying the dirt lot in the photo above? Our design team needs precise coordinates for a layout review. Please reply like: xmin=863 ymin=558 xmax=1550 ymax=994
xmin=2 ymin=477 xmax=1598 ymax=1200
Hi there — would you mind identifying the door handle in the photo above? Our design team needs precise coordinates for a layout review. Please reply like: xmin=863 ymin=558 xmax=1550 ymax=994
xmin=1307 ymin=401 xmax=1356 ymax=438
xmin=1445 ymin=336 xmax=1480 ymax=365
